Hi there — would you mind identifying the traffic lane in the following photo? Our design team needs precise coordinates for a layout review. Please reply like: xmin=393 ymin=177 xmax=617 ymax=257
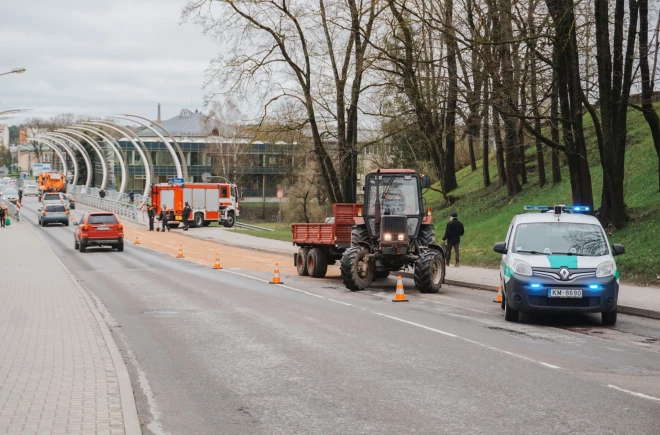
xmin=23 ymin=217 xmax=660 ymax=434
xmin=21 ymin=198 xmax=660 ymax=401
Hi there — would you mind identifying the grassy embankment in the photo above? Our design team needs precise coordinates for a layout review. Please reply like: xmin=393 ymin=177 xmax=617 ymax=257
xmin=231 ymin=105 xmax=660 ymax=285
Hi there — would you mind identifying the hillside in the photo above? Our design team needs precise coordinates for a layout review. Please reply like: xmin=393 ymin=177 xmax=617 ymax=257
xmin=425 ymin=104 xmax=660 ymax=285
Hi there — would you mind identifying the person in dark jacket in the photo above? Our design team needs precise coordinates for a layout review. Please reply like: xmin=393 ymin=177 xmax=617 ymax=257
xmin=128 ymin=191 xmax=135 ymax=205
xmin=442 ymin=211 xmax=464 ymax=267
xmin=147 ymin=205 xmax=155 ymax=231
xmin=159 ymin=205 xmax=170 ymax=232
xmin=99 ymin=189 xmax=106 ymax=199
xmin=182 ymin=202 xmax=192 ymax=230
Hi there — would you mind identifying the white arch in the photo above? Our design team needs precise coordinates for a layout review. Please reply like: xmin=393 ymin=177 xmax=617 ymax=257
xmin=31 ymin=138 xmax=68 ymax=178
xmin=114 ymin=116 xmax=183 ymax=179
xmin=59 ymin=129 xmax=109 ymax=190
xmin=86 ymin=121 xmax=152 ymax=198
xmin=122 ymin=113 xmax=188 ymax=180
xmin=70 ymin=125 xmax=128 ymax=194
xmin=42 ymin=133 xmax=94 ymax=189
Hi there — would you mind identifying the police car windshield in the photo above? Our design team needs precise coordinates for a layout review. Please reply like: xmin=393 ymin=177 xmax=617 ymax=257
xmin=513 ymin=222 xmax=608 ymax=257
xmin=366 ymin=176 xmax=419 ymax=216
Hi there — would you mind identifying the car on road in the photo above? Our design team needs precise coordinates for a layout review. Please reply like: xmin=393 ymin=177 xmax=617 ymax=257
xmin=38 ymin=204 xmax=70 ymax=227
xmin=22 ymin=184 xmax=39 ymax=196
xmin=62 ymin=193 xmax=76 ymax=209
xmin=42 ymin=192 xmax=65 ymax=206
xmin=494 ymin=205 xmax=625 ymax=326
xmin=74 ymin=212 xmax=124 ymax=252
xmin=2 ymin=188 xmax=19 ymax=204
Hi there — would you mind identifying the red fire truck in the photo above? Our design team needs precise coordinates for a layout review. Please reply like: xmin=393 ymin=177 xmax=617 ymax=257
xmin=150 ymin=182 xmax=240 ymax=228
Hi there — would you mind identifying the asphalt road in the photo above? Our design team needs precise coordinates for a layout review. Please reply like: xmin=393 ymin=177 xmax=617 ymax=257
xmin=20 ymin=197 xmax=660 ymax=435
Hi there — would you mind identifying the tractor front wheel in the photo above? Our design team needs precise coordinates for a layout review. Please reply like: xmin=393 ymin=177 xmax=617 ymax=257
xmin=414 ymin=249 xmax=444 ymax=293
xmin=340 ymin=246 xmax=374 ymax=291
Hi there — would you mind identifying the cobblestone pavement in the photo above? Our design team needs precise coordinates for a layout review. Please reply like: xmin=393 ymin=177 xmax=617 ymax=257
xmin=0 ymin=221 xmax=138 ymax=435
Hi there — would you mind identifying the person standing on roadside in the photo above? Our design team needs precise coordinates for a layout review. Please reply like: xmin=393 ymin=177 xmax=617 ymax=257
xmin=0 ymin=204 xmax=6 ymax=228
xmin=147 ymin=204 xmax=155 ymax=231
xmin=182 ymin=202 xmax=192 ymax=231
xmin=128 ymin=191 xmax=135 ymax=205
xmin=99 ymin=189 xmax=106 ymax=199
xmin=441 ymin=211 xmax=464 ymax=267
xmin=160 ymin=205 xmax=170 ymax=232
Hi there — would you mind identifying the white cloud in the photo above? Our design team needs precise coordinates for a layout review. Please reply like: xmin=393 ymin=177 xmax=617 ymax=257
xmin=1 ymin=0 xmax=217 ymax=124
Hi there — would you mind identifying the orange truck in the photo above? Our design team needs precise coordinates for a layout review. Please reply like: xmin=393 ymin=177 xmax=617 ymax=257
xmin=38 ymin=171 xmax=66 ymax=194
xmin=150 ymin=182 xmax=240 ymax=228
xmin=291 ymin=203 xmax=360 ymax=278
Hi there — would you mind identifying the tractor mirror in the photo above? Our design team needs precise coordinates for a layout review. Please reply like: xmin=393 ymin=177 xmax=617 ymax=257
xmin=420 ymin=174 xmax=431 ymax=189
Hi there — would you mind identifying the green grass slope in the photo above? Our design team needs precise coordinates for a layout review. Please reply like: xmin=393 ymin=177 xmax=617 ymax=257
xmin=426 ymin=104 xmax=660 ymax=285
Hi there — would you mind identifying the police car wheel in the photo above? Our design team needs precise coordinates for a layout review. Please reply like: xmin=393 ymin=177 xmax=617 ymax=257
xmin=504 ymin=297 xmax=519 ymax=322
xmin=602 ymin=308 xmax=617 ymax=326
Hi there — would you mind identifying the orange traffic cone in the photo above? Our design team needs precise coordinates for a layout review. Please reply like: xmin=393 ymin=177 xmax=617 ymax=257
xmin=69 ymin=213 xmax=75 ymax=221
xmin=134 ymin=233 xmax=141 ymax=245
xmin=494 ymin=285 xmax=503 ymax=303
xmin=392 ymin=276 xmax=408 ymax=302
xmin=270 ymin=262 xmax=283 ymax=284
xmin=213 ymin=252 xmax=222 ymax=269
xmin=177 ymin=244 xmax=184 ymax=258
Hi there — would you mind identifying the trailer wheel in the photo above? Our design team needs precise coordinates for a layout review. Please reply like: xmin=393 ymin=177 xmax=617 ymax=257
xmin=414 ymin=249 xmax=444 ymax=293
xmin=223 ymin=211 xmax=235 ymax=228
xmin=297 ymin=248 xmax=310 ymax=276
xmin=193 ymin=213 xmax=204 ymax=228
xmin=340 ymin=246 xmax=373 ymax=291
xmin=307 ymin=248 xmax=328 ymax=278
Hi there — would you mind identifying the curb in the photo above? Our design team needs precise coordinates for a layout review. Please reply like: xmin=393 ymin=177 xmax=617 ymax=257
xmin=28 ymin=222 xmax=142 ymax=435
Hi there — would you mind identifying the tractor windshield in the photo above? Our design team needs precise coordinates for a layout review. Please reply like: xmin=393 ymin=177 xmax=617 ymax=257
xmin=366 ymin=175 xmax=420 ymax=216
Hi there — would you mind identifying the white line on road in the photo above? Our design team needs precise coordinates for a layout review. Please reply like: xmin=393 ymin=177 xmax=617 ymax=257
xmin=374 ymin=312 xmax=458 ymax=338
xmin=607 ymin=384 xmax=660 ymax=402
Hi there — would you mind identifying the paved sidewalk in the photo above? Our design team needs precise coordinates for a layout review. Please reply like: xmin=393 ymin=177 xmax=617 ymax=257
xmin=0 ymin=221 xmax=140 ymax=434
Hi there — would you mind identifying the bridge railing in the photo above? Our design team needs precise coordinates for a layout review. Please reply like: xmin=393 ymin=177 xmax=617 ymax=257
xmin=67 ymin=185 xmax=149 ymax=224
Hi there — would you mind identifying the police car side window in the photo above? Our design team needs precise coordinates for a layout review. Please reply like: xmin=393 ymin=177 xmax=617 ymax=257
xmin=505 ymin=224 xmax=514 ymax=251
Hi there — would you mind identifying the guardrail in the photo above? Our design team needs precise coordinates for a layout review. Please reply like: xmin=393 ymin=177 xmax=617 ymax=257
xmin=71 ymin=193 xmax=143 ymax=223
xmin=235 ymin=222 xmax=275 ymax=232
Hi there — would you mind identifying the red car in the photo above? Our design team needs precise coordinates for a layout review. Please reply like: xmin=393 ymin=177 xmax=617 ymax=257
xmin=74 ymin=212 xmax=124 ymax=252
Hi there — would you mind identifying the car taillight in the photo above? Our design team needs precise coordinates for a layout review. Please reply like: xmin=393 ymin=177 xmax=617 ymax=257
xmin=117 ymin=224 xmax=123 ymax=230
xmin=66 ymin=210 xmax=69 ymax=215
xmin=81 ymin=224 xmax=88 ymax=231
xmin=43 ymin=211 xmax=47 ymax=216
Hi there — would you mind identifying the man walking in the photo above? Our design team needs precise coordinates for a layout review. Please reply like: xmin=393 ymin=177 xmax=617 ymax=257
xmin=0 ymin=204 xmax=5 ymax=228
xmin=99 ymin=189 xmax=106 ymax=199
xmin=441 ymin=211 xmax=464 ymax=267
xmin=128 ymin=191 xmax=135 ymax=205
xmin=182 ymin=202 xmax=192 ymax=231
xmin=147 ymin=204 xmax=155 ymax=231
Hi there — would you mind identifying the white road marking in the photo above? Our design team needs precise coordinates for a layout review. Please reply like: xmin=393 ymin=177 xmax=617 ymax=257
xmin=374 ymin=312 xmax=458 ymax=338
xmin=607 ymin=384 xmax=660 ymax=403
xmin=540 ymin=362 xmax=560 ymax=369
xmin=328 ymin=299 xmax=353 ymax=307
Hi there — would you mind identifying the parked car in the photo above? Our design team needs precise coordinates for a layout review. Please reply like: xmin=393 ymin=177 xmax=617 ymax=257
xmin=3 ymin=188 xmax=19 ymax=204
xmin=74 ymin=212 xmax=124 ymax=252
xmin=22 ymin=184 xmax=39 ymax=196
xmin=62 ymin=194 xmax=76 ymax=209
xmin=38 ymin=204 xmax=70 ymax=227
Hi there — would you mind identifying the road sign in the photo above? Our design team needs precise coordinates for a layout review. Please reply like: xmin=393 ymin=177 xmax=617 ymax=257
xmin=170 ymin=178 xmax=185 ymax=184
xmin=276 ymin=189 xmax=284 ymax=199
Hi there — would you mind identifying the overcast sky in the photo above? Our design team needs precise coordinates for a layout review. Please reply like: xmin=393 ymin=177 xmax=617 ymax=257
xmin=1 ymin=0 xmax=217 ymax=125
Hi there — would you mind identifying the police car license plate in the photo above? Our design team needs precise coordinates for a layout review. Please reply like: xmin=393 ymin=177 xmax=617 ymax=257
xmin=548 ymin=289 xmax=582 ymax=298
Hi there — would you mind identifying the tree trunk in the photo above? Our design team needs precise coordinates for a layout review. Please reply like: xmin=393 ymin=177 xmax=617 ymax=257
xmin=550 ymin=77 xmax=562 ymax=184
xmin=530 ymin=55 xmax=546 ymax=188
xmin=443 ymin=0 xmax=459 ymax=192
xmin=493 ymin=110 xmax=506 ymax=187
xmin=482 ymin=78 xmax=491 ymax=187
xmin=638 ymin=0 xmax=660 ymax=192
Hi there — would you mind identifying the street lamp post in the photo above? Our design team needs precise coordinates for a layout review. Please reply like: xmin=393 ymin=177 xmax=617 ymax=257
xmin=0 ymin=68 xmax=26 ymax=77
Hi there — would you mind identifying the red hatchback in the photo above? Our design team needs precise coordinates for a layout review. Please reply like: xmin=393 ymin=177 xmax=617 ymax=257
xmin=74 ymin=212 xmax=124 ymax=252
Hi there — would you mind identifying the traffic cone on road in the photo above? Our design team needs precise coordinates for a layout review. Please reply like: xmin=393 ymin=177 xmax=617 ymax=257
xmin=69 ymin=213 xmax=75 ymax=221
xmin=270 ymin=263 xmax=283 ymax=284
xmin=392 ymin=276 xmax=408 ymax=302
xmin=213 ymin=252 xmax=222 ymax=269
xmin=494 ymin=284 xmax=503 ymax=303
xmin=177 ymin=244 xmax=184 ymax=258
xmin=134 ymin=233 xmax=141 ymax=245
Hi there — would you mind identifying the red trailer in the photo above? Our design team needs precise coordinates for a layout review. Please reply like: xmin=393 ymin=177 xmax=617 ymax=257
xmin=291 ymin=203 xmax=360 ymax=278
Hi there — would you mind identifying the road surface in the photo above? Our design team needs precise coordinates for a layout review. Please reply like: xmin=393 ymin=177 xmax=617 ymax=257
xmin=20 ymin=197 xmax=660 ymax=434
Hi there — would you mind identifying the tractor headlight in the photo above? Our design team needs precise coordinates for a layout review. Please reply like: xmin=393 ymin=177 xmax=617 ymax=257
xmin=383 ymin=233 xmax=392 ymax=241
xmin=513 ymin=259 xmax=533 ymax=276
xmin=596 ymin=261 xmax=615 ymax=278
xmin=397 ymin=233 xmax=405 ymax=241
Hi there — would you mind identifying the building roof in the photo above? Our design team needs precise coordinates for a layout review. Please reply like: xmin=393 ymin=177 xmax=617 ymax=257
xmin=137 ymin=108 xmax=221 ymax=138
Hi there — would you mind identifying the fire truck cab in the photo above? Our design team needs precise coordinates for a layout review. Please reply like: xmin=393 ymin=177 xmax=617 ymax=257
xmin=150 ymin=182 xmax=240 ymax=228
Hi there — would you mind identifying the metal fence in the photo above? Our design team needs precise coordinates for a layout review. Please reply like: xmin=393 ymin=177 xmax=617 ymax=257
xmin=67 ymin=185 xmax=149 ymax=224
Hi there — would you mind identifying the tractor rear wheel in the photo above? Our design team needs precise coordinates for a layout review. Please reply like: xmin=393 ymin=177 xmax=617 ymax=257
xmin=419 ymin=224 xmax=436 ymax=246
xmin=414 ymin=249 xmax=444 ymax=293
xmin=351 ymin=225 xmax=369 ymax=246
xmin=297 ymin=248 xmax=310 ymax=276
xmin=340 ymin=246 xmax=373 ymax=291
xmin=307 ymin=248 xmax=328 ymax=278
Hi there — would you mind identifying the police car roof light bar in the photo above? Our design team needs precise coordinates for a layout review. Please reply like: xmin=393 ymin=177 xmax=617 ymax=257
xmin=524 ymin=205 xmax=590 ymax=214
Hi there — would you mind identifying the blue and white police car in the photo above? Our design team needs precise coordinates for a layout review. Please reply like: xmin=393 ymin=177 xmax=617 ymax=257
xmin=494 ymin=205 xmax=625 ymax=325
